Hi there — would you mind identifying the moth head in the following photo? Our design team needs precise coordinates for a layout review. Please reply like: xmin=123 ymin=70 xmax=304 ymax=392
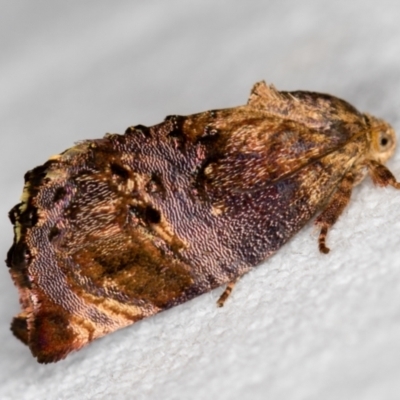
xmin=366 ymin=114 xmax=397 ymax=164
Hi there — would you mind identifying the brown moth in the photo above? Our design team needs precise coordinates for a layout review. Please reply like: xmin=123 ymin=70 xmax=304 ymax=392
xmin=6 ymin=81 xmax=399 ymax=363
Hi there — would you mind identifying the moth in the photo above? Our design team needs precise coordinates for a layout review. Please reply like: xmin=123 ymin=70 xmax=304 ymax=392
xmin=7 ymin=81 xmax=399 ymax=363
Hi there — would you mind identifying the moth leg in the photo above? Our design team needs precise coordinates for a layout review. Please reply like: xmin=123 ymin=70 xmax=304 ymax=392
xmin=217 ymin=277 xmax=240 ymax=307
xmin=315 ymin=173 xmax=355 ymax=254
xmin=367 ymin=160 xmax=400 ymax=189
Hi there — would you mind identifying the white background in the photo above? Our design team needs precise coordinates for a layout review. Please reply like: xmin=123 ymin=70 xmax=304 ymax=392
xmin=1 ymin=1 xmax=400 ymax=399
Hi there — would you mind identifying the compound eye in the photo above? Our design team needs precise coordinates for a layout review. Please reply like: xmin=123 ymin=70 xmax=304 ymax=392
xmin=378 ymin=131 xmax=393 ymax=152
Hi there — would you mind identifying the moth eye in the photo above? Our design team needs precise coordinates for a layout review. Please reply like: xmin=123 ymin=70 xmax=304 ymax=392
xmin=379 ymin=132 xmax=391 ymax=150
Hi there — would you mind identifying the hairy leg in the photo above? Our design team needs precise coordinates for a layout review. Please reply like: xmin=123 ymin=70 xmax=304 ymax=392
xmin=315 ymin=173 xmax=355 ymax=254
xmin=368 ymin=160 xmax=400 ymax=189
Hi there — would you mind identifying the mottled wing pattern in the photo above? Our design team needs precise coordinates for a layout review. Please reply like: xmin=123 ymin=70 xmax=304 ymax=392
xmin=6 ymin=82 xmax=381 ymax=362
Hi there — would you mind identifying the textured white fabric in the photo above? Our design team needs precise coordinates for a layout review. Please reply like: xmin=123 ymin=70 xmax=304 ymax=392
xmin=1 ymin=1 xmax=400 ymax=399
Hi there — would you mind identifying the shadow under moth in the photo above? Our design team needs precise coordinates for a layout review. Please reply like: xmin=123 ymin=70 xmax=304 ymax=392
xmin=6 ymin=81 xmax=399 ymax=363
